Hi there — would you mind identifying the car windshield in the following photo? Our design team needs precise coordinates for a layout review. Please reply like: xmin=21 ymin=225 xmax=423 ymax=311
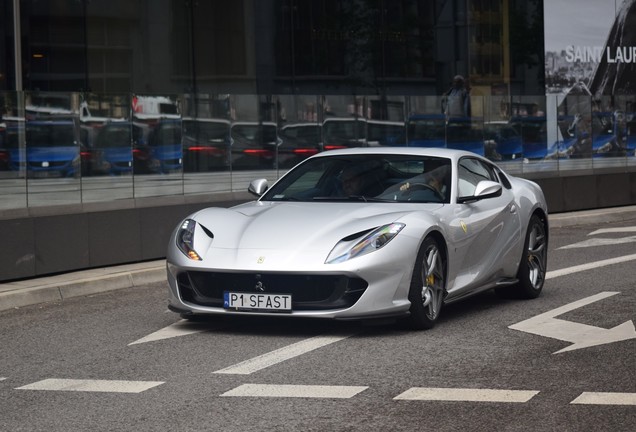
xmin=261 ymin=154 xmax=451 ymax=204
xmin=183 ymin=120 xmax=229 ymax=143
xmin=26 ymin=122 xmax=78 ymax=147
xmin=95 ymin=124 xmax=131 ymax=148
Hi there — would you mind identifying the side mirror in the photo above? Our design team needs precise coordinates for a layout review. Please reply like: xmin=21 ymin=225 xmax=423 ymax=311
xmin=248 ymin=178 xmax=269 ymax=197
xmin=457 ymin=180 xmax=502 ymax=203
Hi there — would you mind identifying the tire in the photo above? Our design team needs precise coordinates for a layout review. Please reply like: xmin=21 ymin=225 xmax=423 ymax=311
xmin=407 ymin=236 xmax=447 ymax=330
xmin=499 ymin=214 xmax=547 ymax=299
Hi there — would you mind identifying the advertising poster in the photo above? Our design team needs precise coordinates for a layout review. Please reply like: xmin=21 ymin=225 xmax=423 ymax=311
xmin=544 ymin=0 xmax=636 ymax=158
xmin=545 ymin=0 xmax=636 ymax=96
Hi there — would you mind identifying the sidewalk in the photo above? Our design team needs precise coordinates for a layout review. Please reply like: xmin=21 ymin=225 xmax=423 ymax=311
xmin=1 ymin=205 xmax=636 ymax=312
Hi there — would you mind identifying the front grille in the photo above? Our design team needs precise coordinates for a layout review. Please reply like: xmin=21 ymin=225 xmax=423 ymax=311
xmin=29 ymin=161 xmax=67 ymax=168
xmin=177 ymin=271 xmax=368 ymax=311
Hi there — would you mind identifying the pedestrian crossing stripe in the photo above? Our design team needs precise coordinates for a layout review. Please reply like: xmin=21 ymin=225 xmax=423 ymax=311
xmin=221 ymin=384 xmax=368 ymax=399
xmin=571 ymin=392 xmax=636 ymax=406
xmin=394 ymin=387 xmax=539 ymax=403
xmin=16 ymin=378 xmax=164 ymax=393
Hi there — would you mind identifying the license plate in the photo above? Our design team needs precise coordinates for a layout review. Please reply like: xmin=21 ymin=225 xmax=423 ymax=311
xmin=223 ymin=292 xmax=292 ymax=312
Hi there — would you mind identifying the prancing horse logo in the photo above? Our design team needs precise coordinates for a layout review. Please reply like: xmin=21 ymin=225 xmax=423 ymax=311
xmin=255 ymin=274 xmax=265 ymax=292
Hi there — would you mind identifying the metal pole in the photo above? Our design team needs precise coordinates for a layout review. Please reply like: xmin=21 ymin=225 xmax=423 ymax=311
xmin=13 ymin=0 xmax=23 ymax=91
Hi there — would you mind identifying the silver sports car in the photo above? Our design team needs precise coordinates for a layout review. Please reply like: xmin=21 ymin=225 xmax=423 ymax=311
xmin=166 ymin=148 xmax=548 ymax=329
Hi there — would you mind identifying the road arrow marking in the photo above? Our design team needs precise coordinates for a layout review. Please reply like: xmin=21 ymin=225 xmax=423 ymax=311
xmin=588 ymin=227 xmax=636 ymax=235
xmin=558 ymin=226 xmax=636 ymax=249
xmin=509 ymin=292 xmax=636 ymax=354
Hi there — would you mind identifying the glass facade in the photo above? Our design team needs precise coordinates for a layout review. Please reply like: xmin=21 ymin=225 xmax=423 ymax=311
xmin=0 ymin=0 xmax=634 ymax=211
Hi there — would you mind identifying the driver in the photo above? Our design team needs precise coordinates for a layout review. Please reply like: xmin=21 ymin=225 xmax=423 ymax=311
xmin=340 ymin=166 xmax=365 ymax=196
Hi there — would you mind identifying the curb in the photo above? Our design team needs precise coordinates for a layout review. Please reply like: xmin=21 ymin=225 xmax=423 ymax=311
xmin=1 ymin=205 xmax=636 ymax=312
xmin=0 ymin=261 xmax=166 ymax=312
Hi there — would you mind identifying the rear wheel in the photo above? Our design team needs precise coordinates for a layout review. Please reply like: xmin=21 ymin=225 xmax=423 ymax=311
xmin=498 ymin=214 xmax=547 ymax=299
xmin=408 ymin=236 xmax=446 ymax=330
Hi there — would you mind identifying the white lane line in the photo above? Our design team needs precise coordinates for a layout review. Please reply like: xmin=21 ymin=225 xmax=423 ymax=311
xmin=0 ymin=377 xmax=6 ymax=381
xmin=394 ymin=388 xmax=539 ymax=403
xmin=129 ymin=319 xmax=207 ymax=345
xmin=16 ymin=378 xmax=164 ymax=394
xmin=589 ymin=227 xmax=636 ymax=235
xmin=213 ymin=334 xmax=354 ymax=375
xmin=221 ymin=384 xmax=368 ymax=399
xmin=546 ymin=253 xmax=636 ymax=279
xmin=571 ymin=392 xmax=636 ymax=406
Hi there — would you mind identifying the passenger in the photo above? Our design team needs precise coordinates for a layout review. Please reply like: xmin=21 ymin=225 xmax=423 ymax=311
xmin=383 ymin=164 xmax=450 ymax=202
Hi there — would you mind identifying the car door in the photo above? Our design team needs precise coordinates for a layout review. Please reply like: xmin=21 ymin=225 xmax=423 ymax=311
xmin=447 ymin=157 xmax=522 ymax=298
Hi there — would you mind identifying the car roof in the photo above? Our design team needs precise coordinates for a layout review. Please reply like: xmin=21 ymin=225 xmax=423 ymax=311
xmin=310 ymin=146 xmax=480 ymax=161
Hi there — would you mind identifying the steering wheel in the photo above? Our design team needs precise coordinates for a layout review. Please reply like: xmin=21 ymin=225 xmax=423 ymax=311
xmin=399 ymin=182 xmax=444 ymax=202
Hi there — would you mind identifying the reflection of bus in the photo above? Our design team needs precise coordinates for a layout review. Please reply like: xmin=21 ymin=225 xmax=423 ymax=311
xmin=147 ymin=119 xmax=183 ymax=173
xmin=230 ymin=122 xmax=280 ymax=169
xmin=182 ymin=118 xmax=231 ymax=172
xmin=322 ymin=117 xmax=367 ymax=149
xmin=367 ymin=120 xmax=406 ymax=146
xmin=89 ymin=121 xmax=150 ymax=175
xmin=5 ymin=118 xmax=81 ymax=178
xmin=277 ymin=122 xmax=321 ymax=168
xmin=406 ymin=114 xmax=446 ymax=148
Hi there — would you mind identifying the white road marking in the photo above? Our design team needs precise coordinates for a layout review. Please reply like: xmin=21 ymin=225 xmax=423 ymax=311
xmin=571 ymin=392 xmax=636 ymax=406
xmin=221 ymin=384 xmax=368 ymax=399
xmin=558 ymin=237 xmax=636 ymax=249
xmin=546 ymin=254 xmax=636 ymax=279
xmin=16 ymin=378 xmax=164 ymax=393
xmin=509 ymin=292 xmax=636 ymax=354
xmin=558 ymin=226 xmax=636 ymax=249
xmin=0 ymin=377 xmax=6 ymax=381
xmin=213 ymin=334 xmax=354 ymax=375
xmin=394 ymin=387 xmax=539 ymax=403
xmin=589 ymin=227 xmax=636 ymax=236
xmin=129 ymin=319 xmax=207 ymax=345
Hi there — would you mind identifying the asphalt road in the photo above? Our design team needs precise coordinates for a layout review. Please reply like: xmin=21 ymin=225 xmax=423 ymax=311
xmin=0 ymin=218 xmax=635 ymax=431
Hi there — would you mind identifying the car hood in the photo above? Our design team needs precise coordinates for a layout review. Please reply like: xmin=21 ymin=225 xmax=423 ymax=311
xmin=192 ymin=201 xmax=443 ymax=252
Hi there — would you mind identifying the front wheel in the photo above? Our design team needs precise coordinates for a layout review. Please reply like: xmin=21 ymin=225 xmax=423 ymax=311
xmin=407 ymin=236 xmax=447 ymax=330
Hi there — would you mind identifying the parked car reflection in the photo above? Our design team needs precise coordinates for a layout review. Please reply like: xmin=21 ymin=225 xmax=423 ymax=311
xmin=230 ymin=122 xmax=280 ymax=169
xmin=367 ymin=120 xmax=406 ymax=146
xmin=182 ymin=118 xmax=231 ymax=172
xmin=445 ymin=118 xmax=484 ymax=156
xmin=509 ymin=116 xmax=548 ymax=160
xmin=322 ymin=117 xmax=367 ymax=150
xmin=483 ymin=121 xmax=524 ymax=161
xmin=277 ymin=122 xmax=321 ymax=168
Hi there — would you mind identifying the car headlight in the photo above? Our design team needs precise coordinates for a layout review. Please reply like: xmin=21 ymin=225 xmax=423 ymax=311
xmin=326 ymin=223 xmax=405 ymax=264
xmin=177 ymin=219 xmax=200 ymax=260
